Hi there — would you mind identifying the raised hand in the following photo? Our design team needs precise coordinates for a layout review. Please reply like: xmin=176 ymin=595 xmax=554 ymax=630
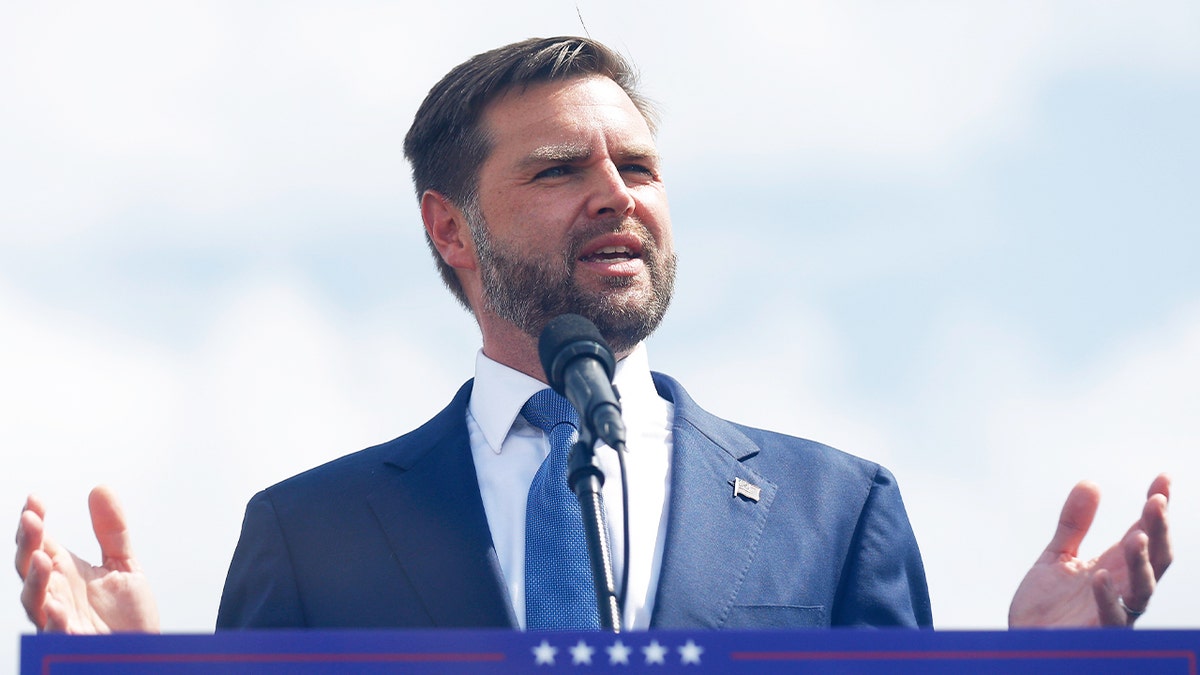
xmin=15 ymin=486 xmax=160 ymax=633
xmin=1009 ymin=474 xmax=1171 ymax=627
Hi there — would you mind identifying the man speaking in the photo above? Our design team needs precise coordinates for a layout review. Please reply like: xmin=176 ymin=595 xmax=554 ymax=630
xmin=16 ymin=36 xmax=1171 ymax=633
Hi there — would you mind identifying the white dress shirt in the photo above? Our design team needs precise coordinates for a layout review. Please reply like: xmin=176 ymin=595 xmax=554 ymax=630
xmin=467 ymin=342 xmax=673 ymax=630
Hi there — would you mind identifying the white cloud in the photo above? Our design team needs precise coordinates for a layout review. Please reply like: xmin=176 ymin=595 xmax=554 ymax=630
xmin=618 ymin=293 xmax=1200 ymax=630
xmin=2 ymin=2 xmax=1197 ymax=669
xmin=648 ymin=0 xmax=1200 ymax=176
xmin=0 ymin=276 xmax=471 ymax=666
xmin=888 ymin=302 xmax=1200 ymax=627
xmin=5 ymin=1 xmax=1197 ymax=248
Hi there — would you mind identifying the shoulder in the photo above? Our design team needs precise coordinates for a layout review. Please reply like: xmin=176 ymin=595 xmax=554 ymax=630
xmin=648 ymin=373 xmax=930 ymax=627
xmin=651 ymin=371 xmax=906 ymax=532
xmin=251 ymin=379 xmax=475 ymax=510
xmin=651 ymin=371 xmax=886 ymax=484
xmin=730 ymin=421 xmax=892 ymax=490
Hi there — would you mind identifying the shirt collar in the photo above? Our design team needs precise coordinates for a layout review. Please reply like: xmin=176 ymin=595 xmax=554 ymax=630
xmin=468 ymin=341 xmax=659 ymax=455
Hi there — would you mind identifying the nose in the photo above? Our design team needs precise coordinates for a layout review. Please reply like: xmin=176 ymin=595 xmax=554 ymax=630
xmin=586 ymin=161 xmax=636 ymax=218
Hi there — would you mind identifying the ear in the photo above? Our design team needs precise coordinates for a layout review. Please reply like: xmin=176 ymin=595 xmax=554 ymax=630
xmin=421 ymin=190 xmax=477 ymax=272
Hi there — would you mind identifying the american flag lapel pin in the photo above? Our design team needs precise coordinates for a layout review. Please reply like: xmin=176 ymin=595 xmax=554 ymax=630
xmin=729 ymin=477 xmax=761 ymax=503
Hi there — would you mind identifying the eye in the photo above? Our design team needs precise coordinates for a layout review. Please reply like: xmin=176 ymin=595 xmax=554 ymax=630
xmin=533 ymin=165 xmax=573 ymax=180
xmin=619 ymin=163 xmax=657 ymax=180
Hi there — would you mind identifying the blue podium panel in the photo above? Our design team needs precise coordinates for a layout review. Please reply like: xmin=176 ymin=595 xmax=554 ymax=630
xmin=21 ymin=629 xmax=1200 ymax=674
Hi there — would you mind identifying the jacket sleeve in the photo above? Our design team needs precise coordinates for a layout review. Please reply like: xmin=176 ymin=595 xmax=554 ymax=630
xmin=832 ymin=466 xmax=933 ymax=627
xmin=215 ymin=491 xmax=307 ymax=628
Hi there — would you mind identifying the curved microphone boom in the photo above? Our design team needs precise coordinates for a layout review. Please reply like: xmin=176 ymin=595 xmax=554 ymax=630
xmin=537 ymin=314 xmax=627 ymax=450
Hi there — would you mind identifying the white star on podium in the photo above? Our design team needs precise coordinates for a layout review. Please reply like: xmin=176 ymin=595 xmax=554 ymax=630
xmin=642 ymin=639 xmax=668 ymax=665
xmin=532 ymin=639 xmax=557 ymax=665
xmin=678 ymin=639 xmax=704 ymax=665
xmin=607 ymin=640 xmax=632 ymax=665
xmin=570 ymin=639 xmax=596 ymax=665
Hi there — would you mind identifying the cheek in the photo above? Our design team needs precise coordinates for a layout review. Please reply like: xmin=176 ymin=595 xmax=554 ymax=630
xmin=634 ymin=187 xmax=670 ymax=221
xmin=499 ymin=194 xmax=576 ymax=233
xmin=638 ymin=204 xmax=673 ymax=245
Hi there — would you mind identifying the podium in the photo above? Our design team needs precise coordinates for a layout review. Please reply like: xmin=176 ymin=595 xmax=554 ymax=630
xmin=22 ymin=628 xmax=1200 ymax=673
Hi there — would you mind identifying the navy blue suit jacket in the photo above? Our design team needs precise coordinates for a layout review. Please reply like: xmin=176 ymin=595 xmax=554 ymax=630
xmin=216 ymin=373 xmax=932 ymax=629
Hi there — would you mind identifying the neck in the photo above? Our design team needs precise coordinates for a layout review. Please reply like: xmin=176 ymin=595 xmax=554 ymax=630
xmin=480 ymin=340 xmax=545 ymax=384
xmin=477 ymin=315 xmax=636 ymax=384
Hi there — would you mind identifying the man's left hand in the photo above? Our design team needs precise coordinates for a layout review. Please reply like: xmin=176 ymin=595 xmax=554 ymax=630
xmin=1009 ymin=474 xmax=1171 ymax=627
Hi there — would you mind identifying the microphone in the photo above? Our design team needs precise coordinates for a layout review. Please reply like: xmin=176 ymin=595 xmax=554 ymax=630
xmin=537 ymin=314 xmax=627 ymax=450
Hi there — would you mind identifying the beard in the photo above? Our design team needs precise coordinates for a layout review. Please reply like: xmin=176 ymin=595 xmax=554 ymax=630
xmin=468 ymin=212 xmax=676 ymax=354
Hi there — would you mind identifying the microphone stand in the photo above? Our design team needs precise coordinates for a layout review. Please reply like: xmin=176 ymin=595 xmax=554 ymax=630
xmin=567 ymin=425 xmax=621 ymax=632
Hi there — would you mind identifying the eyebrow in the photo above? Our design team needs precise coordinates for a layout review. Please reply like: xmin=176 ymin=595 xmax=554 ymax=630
xmin=520 ymin=143 xmax=660 ymax=168
xmin=523 ymin=144 xmax=591 ymax=166
xmin=615 ymin=144 xmax=661 ymax=163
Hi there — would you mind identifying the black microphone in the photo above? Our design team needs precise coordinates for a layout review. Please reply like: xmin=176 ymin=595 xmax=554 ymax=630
xmin=537 ymin=314 xmax=627 ymax=450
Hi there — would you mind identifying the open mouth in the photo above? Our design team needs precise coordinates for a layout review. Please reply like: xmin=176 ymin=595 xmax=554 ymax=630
xmin=580 ymin=245 xmax=638 ymax=263
xmin=576 ymin=231 xmax=645 ymax=266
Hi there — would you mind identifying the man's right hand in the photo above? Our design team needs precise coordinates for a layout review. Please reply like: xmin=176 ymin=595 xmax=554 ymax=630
xmin=15 ymin=486 xmax=160 ymax=633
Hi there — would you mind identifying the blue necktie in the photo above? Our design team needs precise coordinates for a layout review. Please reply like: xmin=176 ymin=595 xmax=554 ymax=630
xmin=522 ymin=388 xmax=601 ymax=630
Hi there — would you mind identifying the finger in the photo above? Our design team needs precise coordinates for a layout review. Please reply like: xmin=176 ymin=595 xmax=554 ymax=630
xmin=1147 ymin=473 xmax=1171 ymax=501
xmin=1122 ymin=530 xmax=1154 ymax=615
xmin=1141 ymin=474 xmax=1172 ymax=579
xmin=15 ymin=495 xmax=49 ymax=575
xmin=1117 ymin=475 xmax=1172 ymax=572
xmin=88 ymin=486 xmax=137 ymax=569
xmin=15 ymin=507 xmax=45 ymax=579
xmin=24 ymin=494 xmax=47 ymax=520
xmin=1092 ymin=570 xmax=1127 ymax=627
xmin=1044 ymin=481 xmax=1100 ymax=559
xmin=1142 ymin=491 xmax=1172 ymax=579
xmin=20 ymin=549 xmax=53 ymax=629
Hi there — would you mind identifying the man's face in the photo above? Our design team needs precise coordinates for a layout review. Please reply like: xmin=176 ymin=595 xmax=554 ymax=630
xmin=467 ymin=75 xmax=676 ymax=354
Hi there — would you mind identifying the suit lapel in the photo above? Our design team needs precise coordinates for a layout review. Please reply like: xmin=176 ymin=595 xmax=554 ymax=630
xmin=366 ymin=381 xmax=517 ymax=628
xmin=649 ymin=374 xmax=778 ymax=628
xmin=354 ymin=374 xmax=777 ymax=629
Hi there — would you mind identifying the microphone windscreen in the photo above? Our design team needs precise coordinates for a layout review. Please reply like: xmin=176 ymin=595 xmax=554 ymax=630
xmin=537 ymin=314 xmax=611 ymax=389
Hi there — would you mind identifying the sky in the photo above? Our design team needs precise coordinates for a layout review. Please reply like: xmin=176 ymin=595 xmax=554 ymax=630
xmin=2 ymin=0 xmax=1198 ymax=668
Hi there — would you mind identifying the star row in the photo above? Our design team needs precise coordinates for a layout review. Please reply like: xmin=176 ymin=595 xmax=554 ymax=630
xmin=531 ymin=638 xmax=704 ymax=666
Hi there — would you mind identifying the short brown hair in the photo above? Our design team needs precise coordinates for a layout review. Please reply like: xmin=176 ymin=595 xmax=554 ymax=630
xmin=403 ymin=36 xmax=658 ymax=308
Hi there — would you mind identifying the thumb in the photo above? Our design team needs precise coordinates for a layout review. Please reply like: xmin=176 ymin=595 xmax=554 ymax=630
xmin=1044 ymin=481 xmax=1100 ymax=559
xmin=88 ymin=486 xmax=138 ymax=570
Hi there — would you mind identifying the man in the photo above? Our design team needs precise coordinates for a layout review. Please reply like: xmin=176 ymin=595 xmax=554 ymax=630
xmin=16 ymin=36 xmax=1171 ymax=633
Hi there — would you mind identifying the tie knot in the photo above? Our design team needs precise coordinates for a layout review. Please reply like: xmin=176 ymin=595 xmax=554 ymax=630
xmin=521 ymin=388 xmax=580 ymax=434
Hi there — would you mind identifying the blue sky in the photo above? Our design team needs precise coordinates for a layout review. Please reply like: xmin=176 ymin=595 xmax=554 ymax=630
xmin=2 ymin=1 xmax=1197 ymax=665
